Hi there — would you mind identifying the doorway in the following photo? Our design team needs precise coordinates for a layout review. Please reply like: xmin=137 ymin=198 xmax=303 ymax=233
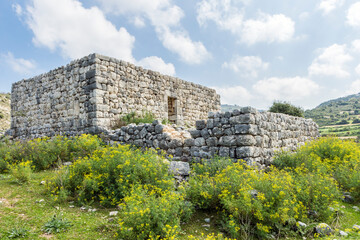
xmin=167 ymin=97 xmax=177 ymax=124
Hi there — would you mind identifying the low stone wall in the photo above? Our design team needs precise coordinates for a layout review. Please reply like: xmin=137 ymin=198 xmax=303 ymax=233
xmin=107 ymin=107 xmax=319 ymax=166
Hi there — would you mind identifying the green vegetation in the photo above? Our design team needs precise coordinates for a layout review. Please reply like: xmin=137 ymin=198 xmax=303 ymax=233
xmin=0 ymin=135 xmax=103 ymax=173
xmin=2 ymin=136 xmax=360 ymax=239
xmin=319 ymin=124 xmax=360 ymax=138
xmin=6 ymin=227 xmax=29 ymax=239
xmin=269 ymin=101 xmax=304 ymax=117
xmin=112 ymin=111 xmax=157 ymax=129
xmin=305 ymin=92 xmax=360 ymax=127
xmin=42 ymin=214 xmax=72 ymax=234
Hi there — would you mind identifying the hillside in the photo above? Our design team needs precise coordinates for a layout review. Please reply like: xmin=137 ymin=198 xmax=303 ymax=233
xmin=0 ymin=93 xmax=10 ymax=132
xmin=305 ymin=92 xmax=360 ymax=127
xmin=221 ymin=104 xmax=242 ymax=112
xmin=221 ymin=104 xmax=265 ymax=113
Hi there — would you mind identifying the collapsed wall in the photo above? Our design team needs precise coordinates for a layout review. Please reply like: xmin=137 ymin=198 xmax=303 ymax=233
xmin=108 ymin=107 xmax=319 ymax=166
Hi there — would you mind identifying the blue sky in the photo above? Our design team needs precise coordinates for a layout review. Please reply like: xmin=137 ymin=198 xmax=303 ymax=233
xmin=1 ymin=0 xmax=360 ymax=110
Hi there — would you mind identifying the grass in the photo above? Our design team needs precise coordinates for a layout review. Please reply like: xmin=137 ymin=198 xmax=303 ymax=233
xmin=180 ymin=210 xmax=224 ymax=238
xmin=0 ymin=171 xmax=117 ymax=240
xmin=0 ymin=170 xmax=227 ymax=240
xmin=2 ymin=171 xmax=360 ymax=240
xmin=3 ymin=136 xmax=360 ymax=239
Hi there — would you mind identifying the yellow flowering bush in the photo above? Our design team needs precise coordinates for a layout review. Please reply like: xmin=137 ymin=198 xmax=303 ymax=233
xmin=273 ymin=137 xmax=360 ymax=200
xmin=47 ymin=144 xmax=175 ymax=206
xmin=0 ymin=134 xmax=103 ymax=172
xmin=117 ymin=184 xmax=191 ymax=240
xmin=186 ymin=157 xmax=236 ymax=209
xmin=187 ymin=157 xmax=341 ymax=239
xmin=47 ymin=143 xmax=193 ymax=239
xmin=9 ymin=160 xmax=33 ymax=183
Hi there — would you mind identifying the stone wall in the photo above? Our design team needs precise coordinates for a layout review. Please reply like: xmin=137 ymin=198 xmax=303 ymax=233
xmin=92 ymin=54 xmax=220 ymax=129
xmin=107 ymin=107 xmax=319 ymax=166
xmin=11 ymin=55 xmax=98 ymax=139
xmin=10 ymin=53 xmax=221 ymax=139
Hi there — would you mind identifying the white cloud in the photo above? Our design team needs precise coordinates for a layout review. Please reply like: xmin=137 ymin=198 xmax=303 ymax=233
xmin=196 ymin=0 xmax=245 ymax=34
xmin=2 ymin=52 xmax=36 ymax=74
xmin=222 ymin=55 xmax=268 ymax=77
xmin=241 ymin=13 xmax=295 ymax=45
xmin=253 ymin=77 xmax=319 ymax=101
xmin=347 ymin=2 xmax=360 ymax=27
xmin=12 ymin=3 xmax=23 ymax=16
xmin=299 ymin=12 xmax=310 ymax=20
xmin=137 ymin=56 xmax=175 ymax=76
xmin=24 ymin=0 xmax=135 ymax=62
xmin=356 ymin=64 xmax=360 ymax=75
xmin=97 ymin=0 xmax=210 ymax=64
xmin=308 ymin=44 xmax=352 ymax=78
xmin=197 ymin=1 xmax=294 ymax=45
xmin=131 ymin=16 xmax=146 ymax=28
xmin=213 ymin=85 xmax=252 ymax=105
xmin=318 ymin=0 xmax=344 ymax=15
xmin=98 ymin=0 xmax=183 ymax=28
xmin=158 ymin=28 xmax=211 ymax=64
xmin=345 ymin=79 xmax=360 ymax=95
xmin=352 ymin=39 xmax=360 ymax=53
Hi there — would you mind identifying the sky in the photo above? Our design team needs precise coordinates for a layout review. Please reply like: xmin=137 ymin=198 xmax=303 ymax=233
xmin=1 ymin=0 xmax=360 ymax=110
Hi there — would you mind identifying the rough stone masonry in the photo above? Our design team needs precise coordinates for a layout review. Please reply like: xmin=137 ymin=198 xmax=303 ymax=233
xmin=10 ymin=53 xmax=319 ymax=166
xmin=10 ymin=53 xmax=220 ymax=139
xmin=107 ymin=107 xmax=319 ymax=167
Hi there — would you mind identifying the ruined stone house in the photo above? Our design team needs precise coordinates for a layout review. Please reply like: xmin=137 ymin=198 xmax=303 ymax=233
xmin=10 ymin=53 xmax=221 ymax=139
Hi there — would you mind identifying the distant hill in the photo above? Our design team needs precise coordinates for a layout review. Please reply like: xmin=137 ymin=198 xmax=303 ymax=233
xmin=221 ymin=104 xmax=266 ymax=113
xmin=305 ymin=93 xmax=360 ymax=127
xmin=221 ymin=104 xmax=242 ymax=113
xmin=0 ymin=93 xmax=10 ymax=132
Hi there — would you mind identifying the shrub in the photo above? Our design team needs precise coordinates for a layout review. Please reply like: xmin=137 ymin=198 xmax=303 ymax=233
xmin=187 ymin=157 xmax=341 ymax=239
xmin=0 ymin=134 xmax=103 ymax=172
xmin=9 ymin=161 xmax=32 ymax=183
xmin=336 ymin=119 xmax=349 ymax=125
xmin=353 ymin=118 xmax=360 ymax=124
xmin=273 ymin=137 xmax=360 ymax=201
xmin=112 ymin=111 xmax=156 ymax=129
xmin=0 ymin=158 xmax=7 ymax=173
xmin=269 ymin=101 xmax=304 ymax=117
xmin=46 ymin=144 xmax=193 ymax=239
xmin=117 ymin=185 xmax=191 ymax=240
xmin=186 ymin=157 xmax=235 ymax=209
xmin=47 ymin=145 xmax=174 ymax=207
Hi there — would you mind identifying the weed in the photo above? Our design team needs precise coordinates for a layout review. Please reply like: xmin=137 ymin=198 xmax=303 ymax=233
xmin=7 ymin=227 xmax=29 ymax=238
xmin=112 ymin=111 xmax=156 ymax=129
xmin=42 ymin=214 xmax=72 ymax=234
xmin=9 ymin=161 xmax=32 ymax=184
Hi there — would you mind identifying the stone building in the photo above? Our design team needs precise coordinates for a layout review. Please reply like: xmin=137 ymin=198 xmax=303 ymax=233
xmin=10 ymin=53 xmax=221 ymax=139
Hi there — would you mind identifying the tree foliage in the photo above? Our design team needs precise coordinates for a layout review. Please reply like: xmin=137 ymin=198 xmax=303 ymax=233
xmin=269 ymin=101 xmax=304 ymax=117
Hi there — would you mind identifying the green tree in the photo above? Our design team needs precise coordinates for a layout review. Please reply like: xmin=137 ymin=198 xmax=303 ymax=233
xmin=269 ymin=101 xmax=304 ymax=117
